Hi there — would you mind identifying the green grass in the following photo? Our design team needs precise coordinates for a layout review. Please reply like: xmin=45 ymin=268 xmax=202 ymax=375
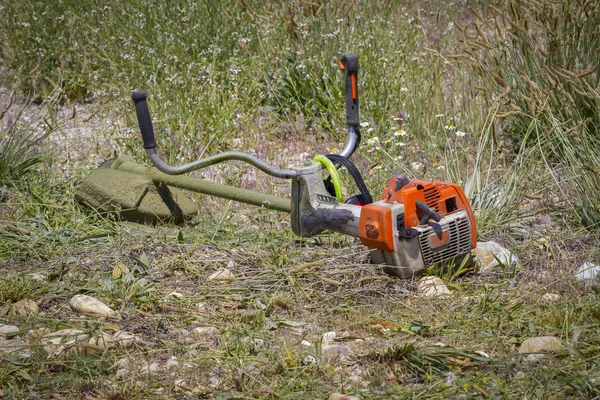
xmin=1 ymin=0 xmax=599 ymax=398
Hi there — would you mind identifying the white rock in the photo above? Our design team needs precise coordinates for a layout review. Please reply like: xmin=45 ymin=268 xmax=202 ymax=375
xmin=538 ymin=293 xmax=561 ymax=305
xmin=303 ymin=354 xmax=317 ymax=364
xmin=301 ymin=340 xmax=312 ymax=346
xmin=207 ymin=268 xmax=234 ymax=282
xmin=322 ymin=344 xmax=353 ymax=364
xmin=113 ymin=331 xmax=139 ymax=349
xmin=519 ymin=336 xmax=562 ymax=354
xmin=0 ymin=336 xmax=24 ymax=353
xmin=140 ymin=362 xmax=161 ymax=373
xmin=69 ymin=295 xmax=116 ymax=317
xmin=575 ymin=262 xmax=600 ymax=281
xmin=165 ymin=357 xmax=179 ymax=369
xmin=42 ymin=329 xmax=115 ymax=356
xmin=12 ymin=299 xmax=39 ymax=316
xmin=417 ymin=276 xmax=451 ymax=297
xmin=167 ymin=291 xmax=184 ymax=298
xmin=524 ymin=353 xmax=546 ymax=363
xmin=321 ymin=331 xmax=336 ymax=346
xmin=473 ymin=241 xmax=519 ymax=274
xmin=0 ymin=324 xmax=19 ymax=337
xmin=475 ymin=350 xmax=490 ymax=358
xmin=194 ymin=326 xmax=218 ymax=335
xmin=25 ymin=272 xmax=47 ymax=282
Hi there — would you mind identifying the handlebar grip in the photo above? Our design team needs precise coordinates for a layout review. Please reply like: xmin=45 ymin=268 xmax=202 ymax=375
xmin=416 ymin=200 xmax=442 ymax=225
xmin=339 ymin=53 xmax=359 ymax=126
xmin=131 ymin=90 xmax=157 ymax=150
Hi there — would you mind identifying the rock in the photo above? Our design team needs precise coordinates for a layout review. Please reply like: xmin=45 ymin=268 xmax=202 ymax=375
xmin=538 ymin=293 xmax=561 ymax=305
xmin=0 ymin=186 xmax=9 ymax=203
xmin=322 ymin=344 xmax=353 ymax=364
xmin=475 ymin=350 xmax=490 ymax=358
xmin=0 ymin=336 xmax=30 ymax=357
xmin=301 ymin=340 xmax=312 ymax=347
xmin=417 ymin=276 xmax=451 ymax=297
xmin=69 ymin=294 xmax=116 ymax=317
xmin=42 ymin=329 xmax=115 ymax=357
xmin=524 ymin=353 xmax=546 ymax=363
xmin=167 ymin=291 xmax=184 ymax=298
xmin=519 ymin=336 xmax=562 ymax=354
xmin=165 ymin=357 xmax=179 ymax=369
xmin=207 ymin=268 xmax=234 ymax=282
xmin=303 ymin=354 xmax=317 ymax=365
xmin=329 ymin=394 xmax=360 ymax=400
xmin=113 ymin=331 xmax=139 ymax=349
xmin=194 ymin=326 xmax=218 ymax=335
xmin=25 ymin=272 xmax=47 ymax=282
xmin=321 ymin=331 xmax=336 ymax=346
xmin=12 ymin=299 xmax=39 ymax=316
xmin=0 ymin=324 xmax=19 ymax=338
xmin=473 ymin=241 xmax=519 ymax=274
xmin=575 ymin=262 xmax=600 ymax=281
xmin=140 ymin=362 xmax=161 ymax=374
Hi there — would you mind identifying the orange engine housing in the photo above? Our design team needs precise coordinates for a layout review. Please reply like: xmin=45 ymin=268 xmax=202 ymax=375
xmin=359 ymin=176 xmax=477 ymax=252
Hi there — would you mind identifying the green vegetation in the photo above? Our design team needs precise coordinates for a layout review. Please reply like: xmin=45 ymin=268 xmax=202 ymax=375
xmin=1 ymin=0 xmax=599 ymax=398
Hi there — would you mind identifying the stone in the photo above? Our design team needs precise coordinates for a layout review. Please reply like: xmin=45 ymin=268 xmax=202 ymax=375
xmin=207 ymin=268 xmax=234 ymax=282
xmin=417 ymin=276 xmax=451 ymax=297
xmin=519 ymin=336 xmax=562 ymax=354
xmin=25 ymin=272 xmax=47 ymax=282
xmin=113 ymin=331 xmax=139 ymax=349
xmin=329 ymin=394 xmax=360 ymax=400
xmin=0 ymin=336 xmax=30 ymax=357
xmin=69 ymin=294 xmax=116 ymax=317
xmin=167 ymin=291 xmax=184 ymax=298
xmin=42 ymin=329 xmax=115 ymax=357
xmin=473 ymin=241 xmax=519 ymax=274
xmin=575 ymin=262 xmax=600 ymax=281
xmin=321 ymin=331 xmax=336 ymax=346
xmin=12 ymin=299 xmax=39 ymax=316
xmin=322 ymin=344 xmax=353 ymax=364
xmin=0 ymin=324 xmax=19 ymax=338
xmin=194 ymin=326 xmax=218 ymax=335
xmin=76 ymin=166 xmax=198 ymax=224
xmin=140 ymin=362 xmax=161 ymax=374
xmin=538 ymin=293 xmax=561 ymax=305
xmin=165 ymin=357 xmax=179 ymax=369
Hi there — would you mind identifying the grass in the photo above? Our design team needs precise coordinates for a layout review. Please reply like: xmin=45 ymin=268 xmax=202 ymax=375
xmin=1 ymin=0 xmax=599 ymax=398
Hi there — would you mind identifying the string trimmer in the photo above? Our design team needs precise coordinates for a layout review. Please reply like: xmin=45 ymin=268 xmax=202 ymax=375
xmin=77 ymin=53 xmax=476 ymax=278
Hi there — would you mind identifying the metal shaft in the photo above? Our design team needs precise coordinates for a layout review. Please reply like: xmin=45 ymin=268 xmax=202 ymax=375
xmin=112 ymin=156 xmax=291 ymax=213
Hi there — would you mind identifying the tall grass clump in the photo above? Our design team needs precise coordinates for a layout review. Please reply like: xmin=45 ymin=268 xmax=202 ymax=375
xmin=455 ymin=0 xmax=600 ymax=229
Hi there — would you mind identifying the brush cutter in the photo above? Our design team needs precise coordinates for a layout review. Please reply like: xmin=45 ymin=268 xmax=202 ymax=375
xmin=77 ymin=53 xmax=476 ymax=278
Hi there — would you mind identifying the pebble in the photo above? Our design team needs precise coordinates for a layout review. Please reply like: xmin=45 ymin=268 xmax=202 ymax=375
xmin=12 ymin=299 xmax=39 ymax=316
xmin=473 ymin=241 xmax=519 ymax=274
xmin=194 ymin=326 xmax=218 ymax=335
xmin=575 ymin=262 xmax=600 ymax=281
xmin=301 ymin=340 xmax=312 ymax=347
xmin=0 ymin=324 xmax=19 ymax=338
xmin=321 ymin=331 xmax=336 ymax=346
xmin=42 ymin=328 xmax=115 ymax=357
xmin=519 ymin=336 xmax=562 ymax=354
xmin=207 ymin=268 xmax=234 ymax=282
xmin=417 ymin=276 xmax=451 ymax=297
xmin=165 ymin=357 xmax=179 ymax=369
xmin=113 ymin=331 xmax=139 ymax=349
xmin=167 ymin=291 xmax=184 ymax=298
xmin=69 ymin=294 xmax=116 ymax=317
xmin=0 ymin=336 xmax=30 ymax=357
xmin=538 ymin=293 xmax=561 ymax=305
xmin=140 ymin=362 xmax=161 ymax=373
xmin=322 ymin=344 xmax=353 ymax=364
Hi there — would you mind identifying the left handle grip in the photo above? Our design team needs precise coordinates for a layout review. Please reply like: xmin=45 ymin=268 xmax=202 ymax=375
xmin=131 ymin=90 xmax=157 ymax=149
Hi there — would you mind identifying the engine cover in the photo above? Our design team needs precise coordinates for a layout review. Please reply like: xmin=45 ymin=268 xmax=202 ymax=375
xmin=359 ymin=176 xmax=476 ymax=278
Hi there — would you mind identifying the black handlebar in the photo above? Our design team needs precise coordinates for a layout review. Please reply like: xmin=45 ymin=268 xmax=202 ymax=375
xmin=131 ymin=90 xmax=157 ymax=150
xmin=339 ymin=53 xmax=359 ymax=127
xmin=416 ymin=200 xmax=442 ymax=225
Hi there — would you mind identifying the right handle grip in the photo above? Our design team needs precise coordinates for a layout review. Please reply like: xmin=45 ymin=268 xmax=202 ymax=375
xmin=339 ymin=53 xmax=359 ymax=126
xmin=131 ymin=90 xmax=157 ymax=150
